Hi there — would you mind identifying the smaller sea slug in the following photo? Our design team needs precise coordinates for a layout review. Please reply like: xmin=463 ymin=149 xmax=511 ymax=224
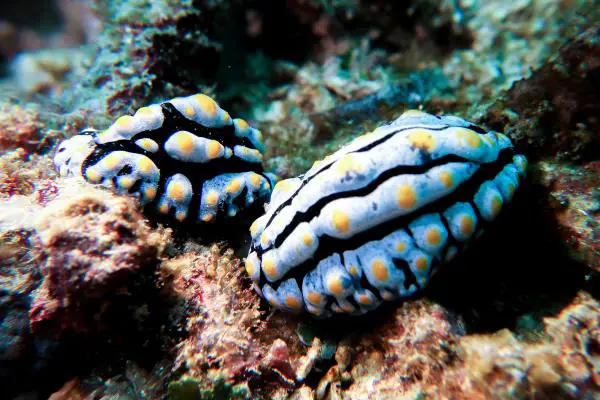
xmin=246 ymin=110 xmax=527 ymax=317
xmin=54 ymin=94 xmax=274 ymax=224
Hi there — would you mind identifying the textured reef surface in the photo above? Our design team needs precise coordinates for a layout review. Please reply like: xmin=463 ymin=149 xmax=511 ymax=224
xmin=0 ymin=1 xmax=598 ymax=399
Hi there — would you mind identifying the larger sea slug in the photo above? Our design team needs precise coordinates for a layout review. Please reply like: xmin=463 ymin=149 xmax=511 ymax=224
xmin=246 ymin=110 xmax=528 ymax=317
xmin=53 ymin=94 xmax=274 ymax=224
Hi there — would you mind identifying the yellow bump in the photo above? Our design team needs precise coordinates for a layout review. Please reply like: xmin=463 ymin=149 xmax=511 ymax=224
xmin=206 ymin=191 xmax=219 ymax=206
xmin=274 ymin=179 xmax=293 ymax=193
xmin=332 ymin=210 xmax=350 ymax=234
xmin=102 ymin=153 xmax=121 ymax=170
xmin=85 ymin=169 xmax=101 ymax=183
xmin=439 ymin=171 xmax=454 ymax=188
xmin=250 ymin=220 xmax=260 ymax=237
xmin=255 ymin=130 xmax=263 ymax=142
xmin=223 ymin=112 xmax=231 ymax=122
xmin=303 ymin=233 xmax=313 ymax=246
xmin=402 ymin=109 xmax=428 ymax=118
xmin=115 ymin=115 xmax=133 ymax=130
xmin=312 ymin=159 xmax=322 ymax=169
xmin=358 ymin=294 xmax=372 ymax=305
xmin=226 ymin=179 xmax=242 ymax=193
xmin=396 ymin=242 xmax=407 ymax=252
xmin=159 ymin=203 xmax=169 ymax=214
xmin=482 ymin=135 xmax=494 ymax=146
xmin=416 ymin=256 xmax=429 ymax=271
xmin=207 ymin=140 xmax=223 ymax=159
xmin=491 ymin=195 xmax=503 ymax=217
xmin=136 ymin=106 xmax=154 ymax=116
xmin=349 ymin=265 xmax=358 ymax=276
xmin=97 ymin=131 xmax=109 ymax=142
xmin=137 ymin=138 xmax=157 ymax=152
xmin=457 ymin=129 xmax=482 ymax=148
xmin=327 ymin=277 xmax=343 ymax=296
xmin=408 ymin=129 xmax=436 ymax=152
xmin=262 ymin=256 xmax=277 ymax=279
xmin=284 ymin=296 xmax=302 ymax=309
xmin=371 ymin=259 xmax=389 ymax=281
xmin=307 ymin=292 xmax=322 ymax=305
xmin=425 ymin=227 xmax=442 ymax=246
xmin=202 ymin=214 xmax=214 ymax=222
xmin=397 ymin=184 xmax=417 ymax=209
xmin=137 ymin=157 xmax=156 ymax=174
xmin=250 ymin=174 xmax=262 ymax=188
xmin=168 ymin=182 xmax=186 ymax=201
xmin=184 ymin=105 xmax=195 ymax=117
xmin=119 ymin=177 xmax=135 ymax=189
xmin=236 ymin=118 xmax=249 ymax=130
xmin=335 ymin=154 xmax=363 ymax=175
xmin=193 ymin=94 xmax=217 ymax=117
xmin=144 ymin=187 xmax=157 ymax=200
xmin=459 ymin=215 xmax=474 ymax=236
xmin=260 ymin=232 xmax=269 ymax=247
xmin=245 ymin=258 xmax=255 ymax=276
xmin=175 ymin=132 xmax=194 ymax=155
xmin=175 ymin=211 xmax=187 ymax=222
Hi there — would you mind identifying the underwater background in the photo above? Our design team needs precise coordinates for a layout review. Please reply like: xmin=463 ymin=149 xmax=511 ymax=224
xmin=0 ymin=0 xmax=598 ymax=399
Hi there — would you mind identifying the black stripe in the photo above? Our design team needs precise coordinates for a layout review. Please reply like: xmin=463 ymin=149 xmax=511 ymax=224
xmin=259 ymin=148 xmax=515 ymax=289
xmin=150 ymin=102 xmax=258 ymax=150
xmin=262 ymin=154 xmax=472 ymax=255
xmin=264 ymin=123 xmax=484 ymax=230
xmin=82 ymin=142 xmax=265 ymax=224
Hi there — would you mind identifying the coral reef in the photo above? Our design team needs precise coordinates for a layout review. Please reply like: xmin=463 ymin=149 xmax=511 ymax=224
xmin=441 ymin=0 xmax=598 ymax=115
xmin=28 ymin=180 xmax=170 ymax=337
xmin=346 ymin=300 xmax=463 ymax=399
xmin=0 ymin=178 xmax=172 ymax=397
xmin=63 ymin=0 xmax=223 ymax=115
xmin=0 ymin=0 xmax=598 ymax=398
xmin=435 ymin=291 xmax=600 ymax=399
xmin=533 ymin=161 xmax=599 ymax=273
xmin=484 ymin=25 xmax=600 ymax=163
xmin=0 ymin=104 xmax=46 ymax=153
xmin=335 ymin=292 xmax=600 ymax=399
xmin=160 ymin=244 xmax=303 ymax=397
xmin=482 ymin=25 xmax=600 ymax=273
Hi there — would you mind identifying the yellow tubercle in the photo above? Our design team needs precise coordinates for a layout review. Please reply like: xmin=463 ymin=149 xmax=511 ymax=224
xmin=397 ymin=184 xmax=417 ymax=209
xmin=193 ymin=94 xmax=217 ymax=118
xmin=332 ymin=210 xmax=350 ymax=234
xmin=168 ymin=182 xmax=186 ymax=201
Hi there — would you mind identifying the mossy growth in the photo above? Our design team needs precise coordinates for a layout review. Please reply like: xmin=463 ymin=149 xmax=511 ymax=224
xmin=167 ymin=376 xmax=249 ymax=400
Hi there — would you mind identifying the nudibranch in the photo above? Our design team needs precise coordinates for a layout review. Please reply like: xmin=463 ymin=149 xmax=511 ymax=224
xmin=246 ymin=110 xmax=527 ymax=317
xmin=53 ymin=94 xmax=274 ymax=224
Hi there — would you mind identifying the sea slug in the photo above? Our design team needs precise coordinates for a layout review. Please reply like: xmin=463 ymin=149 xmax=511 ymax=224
xmin=245 ymin=110 xmax=527 ymax=317
xmin=54 ymin=94 xmax=274 ymax=224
